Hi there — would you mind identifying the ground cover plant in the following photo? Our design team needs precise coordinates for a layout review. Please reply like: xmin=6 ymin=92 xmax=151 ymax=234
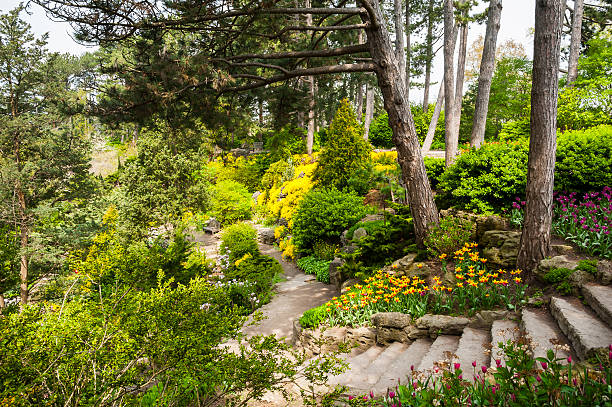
xmin=344 ymin=340 xmax=612 ymax=407
xmin=297 ymin=255 xmax=332 ymax=284
xmin=302 ymin=243 xmax=527 ymax=328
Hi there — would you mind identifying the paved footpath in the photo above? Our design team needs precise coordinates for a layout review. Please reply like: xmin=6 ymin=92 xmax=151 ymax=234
xmin=242 ymin=243 xmax=339 ymax=342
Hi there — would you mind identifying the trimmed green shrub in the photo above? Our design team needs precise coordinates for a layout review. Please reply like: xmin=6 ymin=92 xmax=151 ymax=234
xmin=292 ymin=188 xmax=368 ymax=254
xmin=543 ymin=267 xmax=574 ymax=284
xmin=211 ymin=179 xmax=252 ymax=225
xmin=555 ymin=125 xmax=612 ymax=194
xmin=577 ymin=259 xmax=598 ymax=275
xmin=369 ymin=113 xmax=393 ymax=148
xmin=224 ymin=254 xmax=282 ymax=312
xmin=499 ymin=118 xmax=530 ymax=141
xmin=424 ymin=157 xmax=446 ymax=189
xmin=423 ymin=216 xmax=475 ymax=257
xmin=220 ymin=222 xmax=258 ymax=262
xmin=297 ymin=255 xmax=331 ymax=284
xmin=313 ymin=99 xmax=371 ymax=189
xmin=437 ymin=141 xmax=529 ymax=213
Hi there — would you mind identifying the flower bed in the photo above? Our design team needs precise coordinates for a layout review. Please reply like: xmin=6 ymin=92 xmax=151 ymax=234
xmin=344 ymin=340 xmax=612 ymax=407
xmin=304 ymin=244 xmax=527 ymax=328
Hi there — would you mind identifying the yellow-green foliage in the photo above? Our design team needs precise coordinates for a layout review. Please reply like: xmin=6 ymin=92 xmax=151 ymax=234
xmin=313 ymin=99 xmax=371 ymax=189
xmin=371 ymin=150 xmax=399 ymax=176
xmin=209 ymin=153 xmax=261 ymax=191
xmin=257 ymin=154 xmax=318 ymax=227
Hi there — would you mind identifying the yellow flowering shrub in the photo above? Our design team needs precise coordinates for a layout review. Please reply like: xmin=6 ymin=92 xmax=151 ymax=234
xmin=278 ymin=237 xmax=296 ymax=260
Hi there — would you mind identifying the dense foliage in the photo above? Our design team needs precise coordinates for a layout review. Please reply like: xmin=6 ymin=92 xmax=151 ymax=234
xmin=313 ymin=99 xmax=370 ymax=190
xmin=219 ymin=222 xmax=259 ymax=262
xmin=292 ymin=188 xmax=368 ymax=254
xmin=210 ymin=179 xmax=252 ymax=225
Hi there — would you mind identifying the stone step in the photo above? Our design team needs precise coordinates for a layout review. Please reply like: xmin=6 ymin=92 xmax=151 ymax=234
xmin=453 ymin=328 xmax=490 ymax=382
xmin=328 ymin=345 xmax=385 ymax=387
xmin=373 ymin=338 xmax=433 ymax=395
xmin=490 ymin=319 xmax=520 ymax=368
xmin=582 ymin=284 xmax=612 ymax=327
xmin=346 ymin=342 xmax=409 ymax=392
xmin=550 ymin=296 xmax=612 ymax=360
xmin=417 ymin=335 xmax=460 ymax=373
xmin=521 ymin=308 xmax=571 ymax=362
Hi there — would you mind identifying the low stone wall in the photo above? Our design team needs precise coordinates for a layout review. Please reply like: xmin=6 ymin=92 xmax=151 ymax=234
xmin=293 ymin=310 xmax=517 ymax=355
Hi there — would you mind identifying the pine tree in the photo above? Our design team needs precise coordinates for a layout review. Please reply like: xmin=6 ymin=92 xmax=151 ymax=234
xmin=313 ymin=99 xmax=370 ymax=190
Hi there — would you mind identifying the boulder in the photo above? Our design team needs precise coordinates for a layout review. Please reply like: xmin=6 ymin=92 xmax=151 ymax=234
xmin=359 ymin=213 xmax=385 ymax=223
xmin=440 ymin=209 xmax=508 ymax=241
xmin=340 ymin=230 xmax=349 ymax=246
xmin=252 ymin=191 xmax=261 ymax=201
xmin=277 ymin=217 xmax=289 ymax=227
xmin=550 ymin=244 xmax=574 ymax=256
xmin=329 ymin=257 xmax=346 ymax=290
xmin=352 ymin=227 xmax=368 ymax=241
xmin=568 ymin=269 xmax=595 ymax=290
xmin=597 ymin=260 xmax=612 ymax=285
xmin=346 ymin=326 xmax=376 ymax=350
xmin=371 ymin=312 xmax=412 ymax=329
xmin=342 ymin=244 xmax=358 ymax=254
xmin=471 ymin=310 xmax=512 ymax=328
xmin=204 ymin=217 xmax=221 ymax=234
xmin=480 ymin=230 xmax=521 ymax=268
xmin=535 ymin=255 xmax=578 ymax=282
xmin=376 ymin=327 xmax=409 ymax=345
xmin=364 ymin=189 xmax=385 ymax=208
xmin=405 ymin=325 xmax=429 ymax=340
xmin=415 ymin=314 xmax=469 ymax=336
xmin=257 ymin=227 xmax=276 ymax=245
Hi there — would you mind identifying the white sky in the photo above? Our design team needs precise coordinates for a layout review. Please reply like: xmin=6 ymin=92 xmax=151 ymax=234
xmin=2 ymin=0 xmax=540 ymax=103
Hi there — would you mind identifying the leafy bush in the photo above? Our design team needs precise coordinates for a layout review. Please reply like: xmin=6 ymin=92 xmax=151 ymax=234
xmin=543 ymin=267 xmax=574 ymax=284
xmin=555 ymin=125 xmax=612 ymax=194
xmin=499 ymin=117 xmax=530 ymax=141
xmin=211 ymin=179 xmax=252 ymax=225
xmin=292 ymin=188 xmax=368 ymax=254
xmin=577 ymin=259 xmax=598 ymax=275
xmin=423 ymin=216 xmax=475 ymax=257
xmin=438 ymin=141 xmax=529 ymax=213
xmin=222 ymin=253 xmax=283 ymax=312
xmin=0 ymin=277 xmax=295 ymax=405
xmin=297 ymin=255 xmax=331 ymax=284
xmin=312 ymin=241 xmax=338 ymax=261
xmin=424 ymin=157 xmax=446 ymax=189
xmin=346 ymin=220 xmax=386 ymax=241
xmin=261 ymin=158 xmax=295 ymax=191
xmin=211 ymin=154 xmax=268 ymax=192
xmin=412 ymin=104 xmax=445 ymax=147
xmin=219 ymin=222 xmax=258 ymax=262
xmin=369 ymin=113 xmax=393 ymax=148
xmin=313 ymin=99 xmax=371 ymax=190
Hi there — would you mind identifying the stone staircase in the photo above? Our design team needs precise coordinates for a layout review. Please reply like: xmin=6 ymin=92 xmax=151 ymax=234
xmin=322 ymin=283 xmax=612 ymax=397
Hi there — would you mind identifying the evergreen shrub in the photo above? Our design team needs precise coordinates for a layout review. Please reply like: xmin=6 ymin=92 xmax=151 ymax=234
xmin=424 ymin=157 xmax=446 ymax=189
xmin=292 ymin=188 xmax=368 ymax=254
xmin=313 ymin=99 xmax=371 ymax=189
xmin=369 ymin=113 xmax=393 ymax=148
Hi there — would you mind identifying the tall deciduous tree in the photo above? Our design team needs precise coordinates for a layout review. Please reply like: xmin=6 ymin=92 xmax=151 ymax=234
xmin=470 ymin=0 xmax=502 ymax=148
xmin=517 ymin=0 xmax=564 ymax=274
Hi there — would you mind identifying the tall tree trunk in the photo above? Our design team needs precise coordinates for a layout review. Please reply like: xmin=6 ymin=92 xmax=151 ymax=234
xmin=422 ymin=80 xmax=445 ymax=152
xmin=361 ymin=0 xmax=440 ymax=246
xmin=470 ymin=0 xmax=503 ymax=148
xmin=394 ymin=0 xmax=406 ymax=86
xmin=356 ymin=84 xmax=364 ymax=120
xmin=305 ymin=0 xmax=315 ymax=155
xmin=364 ymin=85 xmax=375 ymax=140
xmin=0 ymin=294 xmax=5 ymax=312
xmin=422 ymin=0 xmax=435 ymax=112
xmin=443 ymin=0 xmax=457 ymax=167
xmin=17 ymin=189 xmax=28 ymax=307
xmin=517 ymin=0 xmax=563 ymax=274
xmin=452 ymin=21 xmax=468 ymax=140
xmin=405 ymin=0 xmax=411 ymax=99
xmin=567 ymin=0 xmax=584 ymax=85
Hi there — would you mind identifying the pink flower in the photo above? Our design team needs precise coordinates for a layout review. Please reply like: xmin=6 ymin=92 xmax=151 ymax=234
xmin=496 ymin=359 xmax=502 ymax=367
xmin=389 ymin=391 xmax=395 ymax=398
xmin=540 ymin=361 xmax=548 ymax=370
xmin=472 ymin=361 xmax=477 ymax=368
xmin=454 ymin=362 xmax=461 ymax=370
xmin=567 ymin=356 xmax=572 ymax=364
xmin=481 ymin=366 xmax=487 ymax=373
xmin=536 ymin=375 xmax=541 ymax=382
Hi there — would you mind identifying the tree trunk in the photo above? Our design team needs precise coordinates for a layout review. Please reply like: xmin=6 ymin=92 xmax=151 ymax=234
xmin=422 ymin=0 xmax=435 ymax=112
xmin=422 ymin=80 xmax=445 ymax=153
xmin=0 ymin=294 xmax=5 ymax=312
xmin=356 ymin=84 xmax=364 ymax=120
xmin=452 ymin=21 xmax=468 ymax=140
xmin=394 ymin=0 xmax=406 ymax=87
xmin=361 ymin=0 xmax=440 ymax=246
xmin=567 ymin=0 xmax=584 ymax=85
xmin=405 ymin=0 xmax=411 ymax=99
xmin=364 ymin=84 xmax=374 ymax=140
xmin=443 ymin=0 xmax=457 ymax=167
xmin=470 ymin=0 xmax=503 ymax=148
xmin=517 ymin=0 xmax=563 ymax=275
xmin=305 ymin=0 xmax=315 ymax=155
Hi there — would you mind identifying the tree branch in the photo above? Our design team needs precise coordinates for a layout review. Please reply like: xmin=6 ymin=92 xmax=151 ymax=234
xmin=227 ymin=43 xmax=369 ymax=61
xmin=221 ymin=62 xmax=377 ymax=93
